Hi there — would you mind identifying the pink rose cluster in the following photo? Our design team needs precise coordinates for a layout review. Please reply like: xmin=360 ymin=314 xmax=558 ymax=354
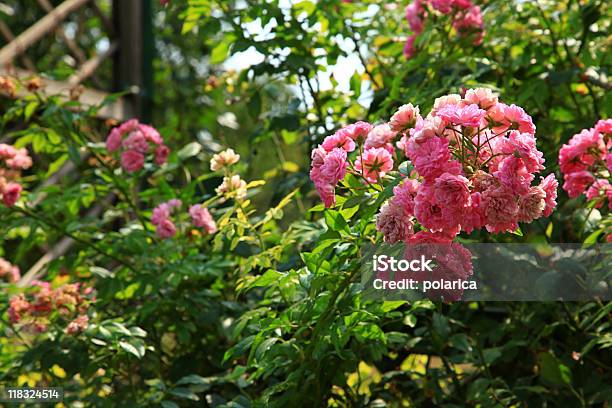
xmin=8 ymin=280 xmax=93 ymax=335
xmin=0 ymin=257 xmax=20 ymax=283
xmin=106 ymin=119 xmax=170 ymax=173
xmin=404 ymin=0 xmax=484 ymax=59
xmin=559 ymin=119 xmax=612 ymax=210
xmin=382 ymin=89 xmax=557 ymax=242
xmin=310 ymin=121 xmax=396 ymax=207
xmin=0 ymin=143 xmax=32 ymax=207
xmin=151 ymin=199 xmax=217 ymax=239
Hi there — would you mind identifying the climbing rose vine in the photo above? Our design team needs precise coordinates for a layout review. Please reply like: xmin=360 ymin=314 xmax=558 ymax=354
xmin=310 ymin=88 xmax=558 ymax=243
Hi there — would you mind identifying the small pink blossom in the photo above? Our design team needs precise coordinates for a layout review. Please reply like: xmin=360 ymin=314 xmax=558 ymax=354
xmin=502 ymin=104 xmax=536 ymax=135
xmin=106 ymin=128 xmax=122 ymax=152
xmin=539 ymin=174 xmax=558 ymax=217
xmin=355 ymin=147 xmax=394 ymax=182
xmin=156 ymin=218 xmax=177 ymax=239
xmin=66 ymin=315 xmax=89 ymax=335
xmin=494 ymin=156 xmax=534 ymax=195
xmin=586 ymin=179 xmax=612 ymax=209
xmin=376 ymin=202 xmax=414 ymax=243
xmin=336 ymin=121 xmax=373 ymax=142
xmin=319 ymin=148 xmax=348 ymax=185
xmin=140 ymin=124 xmax=163 ymax=145
xmin=120 ymin=150 xmax=145 ymax=172
xmin=594 ymin=119 xmax=612 ymax=135
xmin=122 ymin=130 xmax=149 ymax=153
xmin=464 ymin=88 xmax=498 ymax=110
xmin=431 ymin=0 xmax=453 ymax=14
xmin=365 ymin=124 xmax=395 ymax=152
xmin=389 ymin=103 xmax=420 ymax=132
xmin=189 ymin=204 xmax=217 ymax=233
xmin=405 ymin=1 xmax=425 ymax=33
xmin=322 ymin=131 xmax=356 ymax=152
xmin=154 ymin=145 xmax=170 ymax=165
xmin=563 ymin=170 xmax=595 ymax=198
xmin=392 ymin=178 xmax=420 ymax=216
xmin=517 ymin=186 xmax=546 ymax=223
xmin=436 ymin=103 xmax=486 ymax=127
xmin=483 ymin=186 xmax=519 ymax=234
xmin=2 ymin=182 xmax=22 ymax=207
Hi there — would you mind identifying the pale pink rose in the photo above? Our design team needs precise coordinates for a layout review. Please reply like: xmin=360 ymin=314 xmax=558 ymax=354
xmin=436 ymin=103 xmax=486 ymax=127
xmin=122 ymin=130 xmax=149 ymax=153
xmin=139 ymin=124 xmax=163 ymax=145
xmin=355 ymin=147 xmax=394 ymax=182
xmin=336 ymin=121 xmax=373 ymax=142
xmin=502 ymin=104 xmax=536 ymax=135
xmin=483 ymin=186 xmax=519 ymax=234
xmin=585 ymin=179 xmax=611 ymax=209
xmin=606 ymin=153 xmax=612 ymax=172
xmin=151 ymin=203 xmax=170 ymax=225
xmin=464 ymin=88 xmax=498 ymax=110
xmin=319 ymin=148 xmax=348 ymax=185
xmin=365 ymin=124 xmax=396 ymax=151
xmin=154 ymin=145 xmax=170 ymax=165
xmin=376 ymin=202 xmax=414 ymax=243
xmin=189 ymin=204 xmax=217 ymax=233
xmin=389 ymin=104 xmax=420 ymax=132
xmin=563 ymin=170 xmax=595 ymax=198
xmin=539 ymin=174 xmax=558 ymax=217
xmin=215 ymin=175 xmax=247 ymax=201
xmin=118 ymin=119 xmax=140 ymax=134
xmin=405 ymin=136 xmax=455 ymax=181
xmin=412 ymin=116 xmax=445 ymax=143
xmin=594 ymin=119 xmax=612 ymax=135
xmin=2 ymin=182 xmax=22 ymax=207
xmin=210 ymin=148 xmax=240 ymax=171
xmin=6 ymin=148 xmax=33 ymax=170
xmin=517 ymin=186 xmax=546 ymax=223
xmin=120 ymin=150 xmax=145 ymax=172
xmin=156 ymin=218 xmax=177 ymax=239
xmin=559 ymin=129 xmax=605 ymax=174
xmin=453 ymin=5 xmax=484 ymax=35
xmin=0 ymin=144 xmax=17 ymax=159
xmin=66 ymin=315 xmax=89 ymax=335
xmin=322 ymin=132 xmax=356 ymax=152
xmin=431 ymin=94 xmax=461 ymax=115
xmin=106 ymin=128 xmax=122 ymax=152
xmin=311 ymin=145 xmax=327 ymax=169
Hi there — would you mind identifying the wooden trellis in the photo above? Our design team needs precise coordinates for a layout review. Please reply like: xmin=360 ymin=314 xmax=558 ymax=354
xmin=0 ymin=0 xmax=153 ymax=121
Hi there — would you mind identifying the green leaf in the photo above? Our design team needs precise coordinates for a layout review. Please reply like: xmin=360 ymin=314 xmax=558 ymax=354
xmin=210 ymin=39 xmax=232 ymax=64
xmin=324 ymin=209 xmax=349 ymax=232
xmin=538 ymin=352 xmax=572 ymax=387
xmin=169 ymin=388 xmax=200 ymax=401
xmin=119 ymin=340 xmax=145 ymax=358
xmin=380 ymin=300 xmax=407 ymax=312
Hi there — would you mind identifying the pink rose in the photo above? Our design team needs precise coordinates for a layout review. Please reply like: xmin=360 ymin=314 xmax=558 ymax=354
xmin=464 ymin=88 xmax=498 ymax=110
xmin=563 ymin=170 xmax=595 ymax=198
xmin=517 ymin=186 xmax=546 ymax=223
xmin=156 ymin=218 xmax=177 ymax=239
xmin=483 ymin=186 xmax=519 ymax=234
xmin=319 ymin=148 xmax=348 ymax=185
xmin=120 ymin=150 xmax=145 ymax=173
xmin=189 ymin=204 xmax=217 ymax=233
xmin=122 ymin=130 xmax=149 ymax=153
xmin=376 ymin=202 xmax=414 ymax=243
xmin=2 ymin=182 xmax=22 ymax=207
xmin=539 ymin=174 xmax=558 ymax=217
xmin=355 ymin=147 xmax=394 ymax=182
xmin=389 ymin=103 xmax=420 ymax=132
xmin=139 ymin=124 xmax=163 ymax=145
xmin=322 ymin=131 xmax=356 ymax=152
xmin=365 ymin=124 xmax=396 ymax=151
xmin=106 ymin=128 xmax=123 ymax=152
xmin=403 ymin=35 xmax=417 ymax=60
xmin=155 ymin=145 xmax=170 ymax=165
xmin=585 ymin=179 xmax=611 ymax=209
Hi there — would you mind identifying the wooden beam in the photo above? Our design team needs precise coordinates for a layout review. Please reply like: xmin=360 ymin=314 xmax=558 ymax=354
xmin=0 ymin=0 xmax=91 ymax=66
xmin=68 ymin=41 xmax=118 ymax=86
xmin=0 ymin=67 xmax=134 ymax=120
xmin=0 ymin=21 xmax=37 ymax=71
xmin=36 ymin=0 xmax=88 ymax=64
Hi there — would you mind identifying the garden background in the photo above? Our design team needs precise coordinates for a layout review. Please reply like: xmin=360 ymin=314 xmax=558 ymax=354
xmin=0 ymin=0 xmax=610 ymax=407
